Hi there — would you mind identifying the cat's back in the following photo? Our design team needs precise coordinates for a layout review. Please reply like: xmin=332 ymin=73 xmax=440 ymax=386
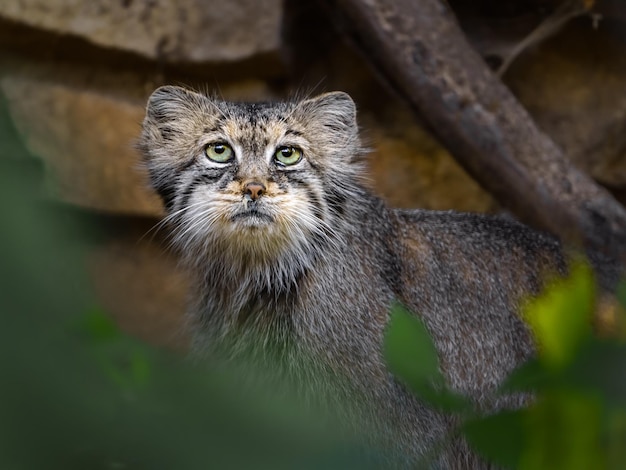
xmin=392 ymin=209 xmax=564 ymax=283
xmin=389 ymin=209 xmax=566 ymax=397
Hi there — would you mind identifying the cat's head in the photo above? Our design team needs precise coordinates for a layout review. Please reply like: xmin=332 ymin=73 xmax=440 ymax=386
xmin=139 ymin=86 xmax=365 ymax=265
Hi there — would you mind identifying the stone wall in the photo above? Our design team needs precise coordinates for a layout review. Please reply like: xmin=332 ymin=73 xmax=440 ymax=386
xmin=1 ymin=0 xmax=625 ymax=349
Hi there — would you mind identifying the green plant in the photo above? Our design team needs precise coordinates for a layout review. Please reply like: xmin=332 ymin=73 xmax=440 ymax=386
xmin=384 ymin=266 xmax=626 ymax=469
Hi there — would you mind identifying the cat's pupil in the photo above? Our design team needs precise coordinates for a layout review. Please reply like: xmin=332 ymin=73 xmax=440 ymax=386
xmin=281 ymin=148 xmax=292 ymax=157
xmin=215 ymin=145 xmax=225 ymax=154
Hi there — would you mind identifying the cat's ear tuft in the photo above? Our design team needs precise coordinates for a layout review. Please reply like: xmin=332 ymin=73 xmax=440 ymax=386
xmin=299 ymin=91 xmax=357 ymax=134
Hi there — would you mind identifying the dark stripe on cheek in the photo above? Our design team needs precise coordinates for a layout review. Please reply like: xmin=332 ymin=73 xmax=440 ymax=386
xmin=179 ymin=171 xmax=224 ymax=209
xmin=218 ymin=166 xmax=237 ymax=191
xmin=155 ymin=180 xmax=177 ymax=211
xmin=324 ymin=188 xmax=347 ymax=217
xmin=286 ymin=174 xmax=324 ymax=221
xmin=179 ymin=180 xmax=200 ymax=210
xmin=306 ymin=187 xmax=324 ymax=221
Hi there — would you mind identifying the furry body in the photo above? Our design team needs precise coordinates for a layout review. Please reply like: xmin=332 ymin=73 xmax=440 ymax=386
xmin=139 ymin=87 xmax=567 ymax=467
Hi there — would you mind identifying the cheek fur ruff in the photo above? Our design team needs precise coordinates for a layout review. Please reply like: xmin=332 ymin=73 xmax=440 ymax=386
xmin=166 ymin=185 xmax=343 ymax=293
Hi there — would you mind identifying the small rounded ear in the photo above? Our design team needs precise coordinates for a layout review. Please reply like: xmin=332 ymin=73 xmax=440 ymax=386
xmin=298 ymin=91 xmax=358 ymax=133
xmin=145 ymin=85 xmax=205 ymax=123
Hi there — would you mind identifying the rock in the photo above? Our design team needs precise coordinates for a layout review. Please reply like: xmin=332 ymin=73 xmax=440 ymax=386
xmin=88 ymin=225 xmax=189 ymax=351
xmin=364 ymin=120 xmax=496 ymax=212
xmin=1 ymin=74 xmax=164 ymax=216
xmin=0 ymin=0 xmax=282 ymax=63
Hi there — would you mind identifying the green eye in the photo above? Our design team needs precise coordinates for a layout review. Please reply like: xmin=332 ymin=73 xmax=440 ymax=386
xmin=205 ymin=142 xmax=234 ymax=163
xmin=274 ymin=146 xmax=302 ymax=166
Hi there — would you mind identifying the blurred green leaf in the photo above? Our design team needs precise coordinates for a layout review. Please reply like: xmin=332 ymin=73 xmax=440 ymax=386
xmin=417 ymin=386 xmax=475 ymax=414
xmin=565 ymin=339 xmax=626 ymax=409
xmin=463 ymin=409 xmax=526 ymax=468
xmin=80 ymin=307 xmax=122 ymax=341
xmin=502 ymin=340 xmax=626 ymax=410
xmin=130 ymin=351 xmax=152 ymax=385
xmin=384 ymin=303 xmax=473 ymax=413
xmin=607 ymin=409 xmax=626 ymax=469
xmin=520 ymin=390 xmax=604 ymax=470
xmin=615 ymin=280 xmax=626 ymax=311
xmin=385 ymin=303 xmax=442 ymax=385
xmin=523 ymin=263 xmax=595 ymax=369
xmin=499 ymin=359 xmax=553 ymax=394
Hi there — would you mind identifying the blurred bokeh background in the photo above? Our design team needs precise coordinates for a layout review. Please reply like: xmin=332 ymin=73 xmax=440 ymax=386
xmin=1 ymin=0 xmax=625 ymax=352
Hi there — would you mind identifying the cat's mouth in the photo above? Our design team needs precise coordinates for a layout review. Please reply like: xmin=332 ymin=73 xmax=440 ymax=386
xmin=230 ymin=209 xmax=274 ymax=225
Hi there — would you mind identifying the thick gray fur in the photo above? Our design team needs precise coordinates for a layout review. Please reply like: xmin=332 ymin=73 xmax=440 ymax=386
xmin=139 ymin=86 xmax=577 ymax=468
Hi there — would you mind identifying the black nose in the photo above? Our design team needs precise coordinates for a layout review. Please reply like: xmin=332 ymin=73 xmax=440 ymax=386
xmin=244 ymin=182 xmax=266 ymax=201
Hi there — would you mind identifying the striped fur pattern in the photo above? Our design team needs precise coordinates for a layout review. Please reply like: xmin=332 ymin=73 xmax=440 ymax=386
xmin=139 ymin=86 xmax=568 ymax=468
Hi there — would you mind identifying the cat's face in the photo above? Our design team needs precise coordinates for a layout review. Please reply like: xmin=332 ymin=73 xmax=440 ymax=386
xmin=139 ymin=86 xmax=363 ymax=263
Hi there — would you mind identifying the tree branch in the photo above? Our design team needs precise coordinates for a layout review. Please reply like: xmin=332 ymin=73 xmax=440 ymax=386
xmin=321 ymin=0 xmax=626 ymax=262
xmin=497 ymin=0 xmax=591 ymax=77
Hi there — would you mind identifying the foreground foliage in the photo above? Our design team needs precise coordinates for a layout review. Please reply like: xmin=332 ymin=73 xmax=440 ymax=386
xmin=385 ymin=268 xmax=626 ymax=469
